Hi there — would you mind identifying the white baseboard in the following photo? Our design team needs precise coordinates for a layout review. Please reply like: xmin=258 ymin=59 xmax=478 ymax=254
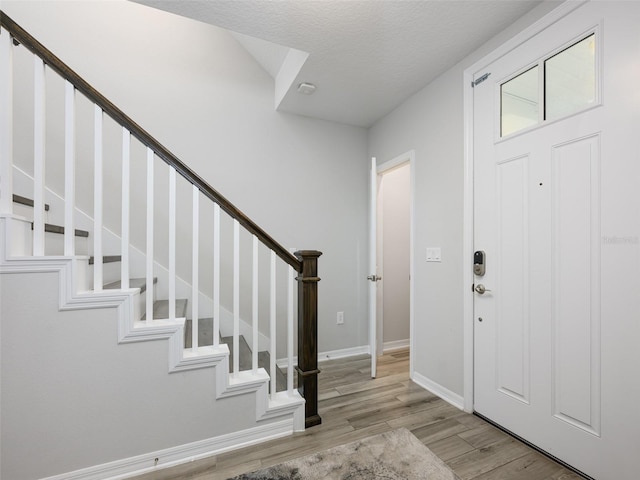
xmin=318 ymin=345 xmax=370 ymax=362
xmin=277 ymin=345 xmax=371 ymax=369
xmin=383 ymin=339 xmax=409 ymax=353
xmin=411 ymin=371 xmax=464 ymax=410
xmin=40 ymin=420 xmax=295 ymax=480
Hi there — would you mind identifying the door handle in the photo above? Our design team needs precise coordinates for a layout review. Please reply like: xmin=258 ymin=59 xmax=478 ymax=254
xmin=367 ymin=275 xmax=382 ymax=282
xmin=474 ymin=284 xmax=491 ymax=295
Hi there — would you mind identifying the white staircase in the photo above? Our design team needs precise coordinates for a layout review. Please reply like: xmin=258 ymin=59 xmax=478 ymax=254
xmin=0 ymin=195 xmax=304 ymax=480
xmin=0 ymin=11 xmax=317 ymax=480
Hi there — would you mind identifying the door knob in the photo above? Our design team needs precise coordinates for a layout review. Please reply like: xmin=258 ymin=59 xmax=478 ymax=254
xmin=474 ymin=284 xmax=491 ymax=295
xmin=367 ymin=275 xmax=382 ymax=282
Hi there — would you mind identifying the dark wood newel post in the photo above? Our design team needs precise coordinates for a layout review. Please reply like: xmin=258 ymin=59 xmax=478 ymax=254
xmin=295 ymin=250 xmax=322 ymax=428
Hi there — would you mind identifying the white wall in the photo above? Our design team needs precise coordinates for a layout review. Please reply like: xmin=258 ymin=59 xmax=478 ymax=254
xmin=367 ymin=1 xmax=562 ymax=397
xmin=380 ymin=164 xmax=410 ymax=346
xmin=3 ymin=0 xmax=370 ymax=355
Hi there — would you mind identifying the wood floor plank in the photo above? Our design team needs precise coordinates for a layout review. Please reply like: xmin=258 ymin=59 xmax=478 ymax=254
xmin=319 ymin=382 xmax=407 ymax=410
xmin=446 ymin=437 xmax=532 ymax=480
xmin=457 ymin=425 xmax=512 ymax=449
xmin=346 ymin=393 xmax=442 ymax=429
xmin=321 ymin=392 xmax=404 ymax=420
xmin=411 ymin=418 xmax=470 ymax=444
xmin=214 ymin=423 xmax=356 ymax=471
xmin=256 ymin=423 xmax=391 ymax=470
xmin=200 ymin=459 xmax=261 ymax=480
xmin=545 ymin=471 xmax=584 ymax=480
xmin=426 ymin=434 xmax=476 ymax=461
xmin=334 ymin=371 xmax=409 ymax=395
xmin=471 ymin=452 xmax=567 ymax=480
xmin=386 ymin=402 xmax=462 ymax=430
xmin=317 ymin=388 xmax=341 ymax=401
xmin=395 ymin=388 xmax=438 ymax=403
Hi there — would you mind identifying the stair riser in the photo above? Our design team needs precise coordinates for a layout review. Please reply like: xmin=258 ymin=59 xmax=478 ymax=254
xmin=137 ymin=289 xmax=158 ymax=321
xmin=88 ymin=261 xmax=121 ymax=290
xmin=12 ymin=202 xmax=49 ymax=222
xmin=43 ymin=233 xmax=89 ymax=256
xmin=5 ymin=216 xmax=31 ymax=256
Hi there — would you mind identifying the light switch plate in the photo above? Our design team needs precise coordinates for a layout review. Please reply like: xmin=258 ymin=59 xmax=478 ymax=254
xmin=426 ymin=247 xmax=441 ymax=262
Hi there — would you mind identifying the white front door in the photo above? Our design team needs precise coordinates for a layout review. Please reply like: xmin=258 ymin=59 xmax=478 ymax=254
xmin=473 ymin=3 xmax=640 ymax=478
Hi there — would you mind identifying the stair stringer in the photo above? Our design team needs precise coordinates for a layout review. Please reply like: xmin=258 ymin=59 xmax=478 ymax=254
xmin=0 ymin=215 xmax=305 ymax=429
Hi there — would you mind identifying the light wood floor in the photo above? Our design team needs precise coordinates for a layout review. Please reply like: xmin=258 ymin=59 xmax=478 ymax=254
xmin=131 ymin=350 xmax=583 ymax=480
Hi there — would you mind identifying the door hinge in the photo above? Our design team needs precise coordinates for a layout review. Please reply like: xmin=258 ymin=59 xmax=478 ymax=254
xmin=471 ymin=73 xmax=491 ymax=88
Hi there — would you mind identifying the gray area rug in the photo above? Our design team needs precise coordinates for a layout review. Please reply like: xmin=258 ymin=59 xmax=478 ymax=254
xmin=228 ymin=428 xmax=461 ymax=479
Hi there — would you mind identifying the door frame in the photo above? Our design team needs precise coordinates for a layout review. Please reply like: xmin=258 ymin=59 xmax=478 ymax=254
xmin=461 ymin=1 xmax=587 ymax=412
xmin=374 ymin=151 xmax=415 ymax=374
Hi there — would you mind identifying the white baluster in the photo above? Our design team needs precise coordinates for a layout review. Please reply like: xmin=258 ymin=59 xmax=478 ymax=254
xmin=33 ymin=56 xmax=45 ymax=256
xmin=192 ymin=185 xmax=199 ymax=350
xmin=0 ymin=28 xmax=14 ymax=214
xmin=233 ymin=219 xmax=240 ymax=375
xmin=146 ymin=148 xmax=154 ymax=324
xmin=213 ymin=203 xmax=220 ymax=347
xmin=287 ymin=265 xmax=294 ymax=393
xmin=93 ymin=105 xmax=103 ymax=290
xmin=168 ymin=167 xmax=176 ymax=321
xmin=64 ymin=81 xmax=75 ymax=256
xmin=270 ymin=250 xmax=276 ymax=397
xmin=252 ymin=235 xmax=258 ymax=373
xmin=121 ymin=128 xmax=130 ymax=290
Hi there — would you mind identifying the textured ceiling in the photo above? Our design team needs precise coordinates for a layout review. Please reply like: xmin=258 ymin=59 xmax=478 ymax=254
xmin=133 ymin=0 xmax=545 ymax=127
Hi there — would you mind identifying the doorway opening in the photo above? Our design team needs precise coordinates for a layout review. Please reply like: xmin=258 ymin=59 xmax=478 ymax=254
xmin=377 ymin=162 xmax=411 ymax=354
xmin=370 ymin=151 xmax=415 ymax=378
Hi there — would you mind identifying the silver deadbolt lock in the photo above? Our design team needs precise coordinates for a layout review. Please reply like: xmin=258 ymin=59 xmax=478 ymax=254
xmin=473 ymin=250 xmax=486 ymax=276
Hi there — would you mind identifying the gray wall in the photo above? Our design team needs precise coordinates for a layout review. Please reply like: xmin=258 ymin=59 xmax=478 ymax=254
xmin=367 ymin=1 xmax=562 ymax=397
xmin=0 ymin=271 xmax=265 ymax=479
xmin=3 ymin=0 xmax=371 ymax=355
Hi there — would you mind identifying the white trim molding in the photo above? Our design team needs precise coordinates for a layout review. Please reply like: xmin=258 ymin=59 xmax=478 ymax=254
xmin=411 ymin=371 xmax=464 ymax=411
xmin=277 ymin=344 xmax=371 ymax=369
xmin=39 ymin=419 xmax=296 ymax=480
xmin=383 ymin=339 xmax=409 ymax=353
xmin=318 ymin=344 xmax=371 ymax=362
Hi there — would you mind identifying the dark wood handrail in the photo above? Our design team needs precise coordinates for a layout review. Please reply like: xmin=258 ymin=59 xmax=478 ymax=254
xmin=0 ymin=11 xmax=301 ymax=272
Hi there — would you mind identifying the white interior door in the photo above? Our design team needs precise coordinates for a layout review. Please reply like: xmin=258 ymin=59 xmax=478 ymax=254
xmin=369 ymin=156 xmax=378 ymax=378
xmin=473 ymin=3 xmax=639 ymax=479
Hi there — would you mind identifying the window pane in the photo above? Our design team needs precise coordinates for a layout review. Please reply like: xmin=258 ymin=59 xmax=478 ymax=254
xmin=501 ymin=66 xmax=539 ymax=137
xmin=545 ymin=34 xmax=596 ymax=121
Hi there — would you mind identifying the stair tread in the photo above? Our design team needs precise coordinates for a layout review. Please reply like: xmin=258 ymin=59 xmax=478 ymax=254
xmin=184 ymin=317 xmax=215 ymax=349
xmin=89 ymin=255 xmax=121 ymax=265
xmin=183 ymin=319 xmax=287 ymax=390
xmin=13 ymin=194 xmax=50 ymax=211
xmin=141 ymin=299 xmax=187 ymax=320
xmin=32 ymin=222 xmax=89 ymax=237
xmin=104 ymin=277 xmax=157 ymax=293
xmin=257 ymin=349 xmax=288 ymax=392
xmin=221 ymin=334 xmax=253 ymax=371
